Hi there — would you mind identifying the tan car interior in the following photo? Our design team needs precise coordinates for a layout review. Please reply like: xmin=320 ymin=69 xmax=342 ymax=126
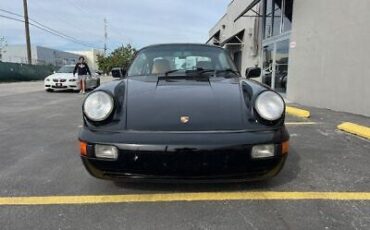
xmin=152 ymin=59 xmax=171 ymax=74
xmin=151 ymin=59 xmax=214 ymax=74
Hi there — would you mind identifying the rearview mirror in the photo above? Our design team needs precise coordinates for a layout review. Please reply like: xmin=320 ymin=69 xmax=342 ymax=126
xmin=245 ymin=67 xmax=261 ymax=79
xmin=111 ymin=68 xmax=126 ymax=78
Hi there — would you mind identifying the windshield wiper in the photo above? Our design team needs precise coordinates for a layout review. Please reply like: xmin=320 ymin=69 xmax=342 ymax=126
xmin=164 ymin=69 xmax=183 ymax=76
xmin=214 ymin=69 xmax=239 ymax=76
xmin=157 ymin=69 xmax=211 ymax=84
xmin=195 ymin=68 xmax=239 ymax=77
xmin=160 ymin=69 xmax=211 ymax=79
xmin=160 ymin=68 xmax=238 ymax=79
xmin=158 ymin=71 xmax=189 ymax=81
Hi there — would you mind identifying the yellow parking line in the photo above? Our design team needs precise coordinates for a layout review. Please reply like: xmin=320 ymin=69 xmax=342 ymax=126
xmin=337 ymin=122 xmax=370 ymax=140
xmin=285 ymin=122 xmax=317 ymax=125
xmin=286 ymin=106 xmax=310 ymax=118
xmin=0 ymin=192 xmax=370 ymax=206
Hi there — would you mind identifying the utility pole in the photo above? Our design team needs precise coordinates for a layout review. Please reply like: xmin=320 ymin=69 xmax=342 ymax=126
xmin=23 ymin=0 xmax=32 ymax=64
xmin=104 ymin=17 xmax=108 ymax=56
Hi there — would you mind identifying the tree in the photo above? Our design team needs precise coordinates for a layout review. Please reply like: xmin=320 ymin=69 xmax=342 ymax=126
xmin=97 ymin=44 xmax=136 ymax=73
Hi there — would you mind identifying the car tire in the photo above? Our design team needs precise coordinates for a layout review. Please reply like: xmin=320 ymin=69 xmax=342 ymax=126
xmin=46 ymin=88 xmax=54 ymax=92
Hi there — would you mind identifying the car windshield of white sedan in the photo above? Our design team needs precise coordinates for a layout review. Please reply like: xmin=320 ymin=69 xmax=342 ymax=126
xmin=56 ymin=66 xmax=75 ymax=73
xmin=127 ymin=45 xmax=238 ymax=77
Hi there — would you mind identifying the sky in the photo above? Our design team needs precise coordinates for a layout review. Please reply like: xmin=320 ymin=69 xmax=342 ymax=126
xmin=0 ymin=0 xmax=230 ymax=52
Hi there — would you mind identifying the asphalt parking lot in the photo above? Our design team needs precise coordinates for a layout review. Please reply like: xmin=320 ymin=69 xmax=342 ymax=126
xmin=0 ymin=79 xmax=369 ymax=230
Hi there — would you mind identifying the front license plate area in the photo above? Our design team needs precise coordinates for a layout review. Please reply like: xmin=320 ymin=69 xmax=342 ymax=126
xmin=120 ymin=150 xmax=256 ymax=176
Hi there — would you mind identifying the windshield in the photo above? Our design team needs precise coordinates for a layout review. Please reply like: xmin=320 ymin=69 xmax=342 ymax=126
xmin=127 ymin=45 xmax=238 ymax=77
xmin=56 ymin=66 xmax=75 ymax=73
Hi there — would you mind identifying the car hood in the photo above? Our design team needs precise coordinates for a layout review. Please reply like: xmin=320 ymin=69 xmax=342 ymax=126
xmin=47 ymin=73 xmax=75 ymax=80
xmin=125 ymin=77 xmax=250 ymax=131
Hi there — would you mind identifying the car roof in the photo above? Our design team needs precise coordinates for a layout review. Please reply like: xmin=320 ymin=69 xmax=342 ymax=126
xmin=139 ymin=43 xmax=223 ymax=51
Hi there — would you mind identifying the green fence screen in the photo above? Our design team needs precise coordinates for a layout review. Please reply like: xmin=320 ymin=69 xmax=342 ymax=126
xmin=0 ymin=62 xmax=54 ymax=82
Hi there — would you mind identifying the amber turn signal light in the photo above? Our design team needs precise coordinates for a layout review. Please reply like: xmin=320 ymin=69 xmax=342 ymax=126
xmin=79 ymin=141 xmax=88 ymax=156
xmin=282 ymin=141 xmax=289 ymax=155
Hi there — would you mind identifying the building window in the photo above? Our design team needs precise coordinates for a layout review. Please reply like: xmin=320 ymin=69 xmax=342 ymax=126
xmin=274 ymin=39 xmax=289 ymax=92
xmin=283 ymin=0 xmax=293 ymax=32
xmin=262 ymin=44 xmax=274 ymax=87
xmin=264 ymin=0 xmax=273 ymax=38
xmin=272 ymin=0 xmax=282 ymax=36
xmin=264 ymin=0 xmax=293 ymax=38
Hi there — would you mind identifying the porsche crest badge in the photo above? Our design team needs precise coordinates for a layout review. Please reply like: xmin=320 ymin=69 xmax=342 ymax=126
xmin=180 ymin=116 xmax=190 ymax=124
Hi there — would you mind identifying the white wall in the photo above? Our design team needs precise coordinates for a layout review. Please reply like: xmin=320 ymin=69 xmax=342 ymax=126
xmin=37 ymin=46 xmax=79 ymax=66
xmin=1 ymin=45 xmax=37 ymax=64
xmin=2 ymin=45 xmax=79 ymax=67
xmin=287 ymin=0 xmax=370 ymax=116
xmin=209 ymin=0 xmax=260 ymax=75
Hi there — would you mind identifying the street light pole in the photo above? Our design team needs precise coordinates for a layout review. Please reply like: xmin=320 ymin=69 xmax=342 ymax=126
xmin=23 ymin=0 xmax=32 ymax=64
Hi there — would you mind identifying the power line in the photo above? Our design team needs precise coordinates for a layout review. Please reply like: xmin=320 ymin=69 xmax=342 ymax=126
xmin=65 ymin=0 xmax=91 ymax=15
xmin=0 ymin=14 xmax=102 ymax=49
xmin=2 ymin=6 xmax=132 ymax=50
xmin=0 ymin=8 xmax=90 ymax=45
xmin=0 ymin=14 xmax=24 ymax=23
xmin=0 ymin=9 xmax=100 ymax=49
xmin=0 ymin=9 xmax=103 ymax=49
xmin=30 ymin=1 xmax=103 ymax=40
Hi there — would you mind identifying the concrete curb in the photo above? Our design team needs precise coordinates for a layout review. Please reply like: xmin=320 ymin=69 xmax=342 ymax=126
xmin=286 ymin=106 xmax=310 ymax=118
xmin=337 ymin=122 xmax=370 ymax=140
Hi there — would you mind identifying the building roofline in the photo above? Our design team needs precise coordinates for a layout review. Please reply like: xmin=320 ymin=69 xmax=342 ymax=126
xmin=234 ymin=0 xmax=261 ymax=22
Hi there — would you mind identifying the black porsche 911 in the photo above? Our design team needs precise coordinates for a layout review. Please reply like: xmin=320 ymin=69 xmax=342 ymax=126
xmin=79 ymin=44 xmax=289 ymax=182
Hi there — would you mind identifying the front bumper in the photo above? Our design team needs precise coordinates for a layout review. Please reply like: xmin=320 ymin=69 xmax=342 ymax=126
xmin=79 ymin=127 xmax=289 ymax=182
xmin=44 ymin=81 xmax=79 ymax=90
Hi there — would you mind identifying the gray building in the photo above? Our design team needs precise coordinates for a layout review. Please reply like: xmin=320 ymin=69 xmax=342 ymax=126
xmin=1 ymin=45 xmax=80 ymax=67
xmin=208 ymin=0 xmax=370 ymax=117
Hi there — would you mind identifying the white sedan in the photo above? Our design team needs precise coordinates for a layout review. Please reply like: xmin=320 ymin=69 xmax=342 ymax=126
xmin=44 ymin=65 xmax=100 ymax=92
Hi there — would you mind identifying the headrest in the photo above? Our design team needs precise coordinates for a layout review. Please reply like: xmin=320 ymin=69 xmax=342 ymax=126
xmin=196 ymin=61 xmax=213 ymax=70
xmin=152 ymin=59 xmax=171 ymax=74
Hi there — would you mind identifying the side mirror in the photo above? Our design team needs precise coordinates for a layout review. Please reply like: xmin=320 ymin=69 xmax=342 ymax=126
xmin=111 ymin=68 xmax=126 ymax=78
xmin=53 ymin=70 xmax=56 ymax=74
xmin=245 ymin=67 xmax=261 ymax=79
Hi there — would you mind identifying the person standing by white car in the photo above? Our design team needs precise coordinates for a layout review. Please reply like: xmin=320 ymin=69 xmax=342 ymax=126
xmin=73 ymin=56 xmax=91 ymax=94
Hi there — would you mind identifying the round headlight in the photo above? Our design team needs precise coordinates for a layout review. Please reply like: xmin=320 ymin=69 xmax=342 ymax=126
xmin=83 ymin=91 xmax=114 ymax=121
xmin=255 ymin=91 xmax=284 ymax=121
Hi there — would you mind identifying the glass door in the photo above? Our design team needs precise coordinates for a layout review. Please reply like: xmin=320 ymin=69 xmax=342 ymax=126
xmin=262 ymin=44 xmax=274 ymax=88
xmin=274 ymin=39 xmax=289 ymax=93
xmin=261 ymin=39 xmax=289 ymax=93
